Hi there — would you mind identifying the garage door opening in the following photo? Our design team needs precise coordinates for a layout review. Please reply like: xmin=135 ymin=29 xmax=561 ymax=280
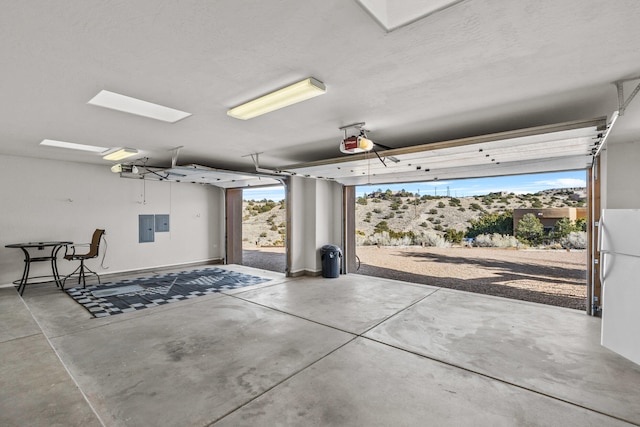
xmin=353 ymin=171 xmax=589 ymax=310
xmin=241 ymin=185 xmax=286 ymax=273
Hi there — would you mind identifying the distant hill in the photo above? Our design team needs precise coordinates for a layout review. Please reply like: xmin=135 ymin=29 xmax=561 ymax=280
xmin=242 ymin=188 xmax=586 ymax=247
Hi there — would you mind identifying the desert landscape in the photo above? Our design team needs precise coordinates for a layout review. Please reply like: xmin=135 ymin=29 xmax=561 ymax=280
xmin=242 ymin=187 xmax=589 ymax=311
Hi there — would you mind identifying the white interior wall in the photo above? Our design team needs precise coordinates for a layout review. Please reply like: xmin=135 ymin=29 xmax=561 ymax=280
xmin=288 ymin=176 xmax=343 ymax=275
xmin=602 ymin=141 xmax=640 ymax=209
xmin=0 ymin=155 xmax=224 ymax=285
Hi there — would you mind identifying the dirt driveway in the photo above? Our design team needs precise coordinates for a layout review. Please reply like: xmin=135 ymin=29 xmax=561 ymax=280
xmin=356 ymin=246 xmax=587 ymax=310
xmin=243 ymin=246 xmax=588 ymax=310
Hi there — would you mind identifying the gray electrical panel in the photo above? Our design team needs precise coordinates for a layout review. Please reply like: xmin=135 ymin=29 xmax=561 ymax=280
xmin=139 ymin=215 xmax=155 ymax=243
xmin=155 ymin=214 xmax=170 ymax=232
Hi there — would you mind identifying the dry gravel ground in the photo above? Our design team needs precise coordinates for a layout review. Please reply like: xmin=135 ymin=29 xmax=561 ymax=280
xmin=242 ymin=246 xmax=588 ymax=311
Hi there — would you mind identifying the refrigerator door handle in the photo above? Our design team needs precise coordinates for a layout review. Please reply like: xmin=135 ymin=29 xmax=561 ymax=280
xmin=598 ymin=219 xmax=606 ymax=284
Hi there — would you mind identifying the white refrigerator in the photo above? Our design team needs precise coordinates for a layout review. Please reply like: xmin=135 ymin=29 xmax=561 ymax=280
xmin=599 ymin=209 xmax=640 ymax=365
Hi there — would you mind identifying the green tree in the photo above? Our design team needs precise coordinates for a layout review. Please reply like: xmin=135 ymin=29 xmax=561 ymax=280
xmin=516 ymin=213 xmax=544 ymax=244
xmin=552 ymin=217 xmax=577 ymax=239
xmin=466 ymin=210 xmax=514 ymax=238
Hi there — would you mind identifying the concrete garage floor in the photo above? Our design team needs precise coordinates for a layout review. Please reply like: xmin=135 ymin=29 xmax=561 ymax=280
xmin=1 ymin=265 xmax=639 ymax=426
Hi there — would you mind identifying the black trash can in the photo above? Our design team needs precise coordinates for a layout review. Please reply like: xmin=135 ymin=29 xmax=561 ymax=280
xmin=320 ymin=245 xmax=342 ymax=278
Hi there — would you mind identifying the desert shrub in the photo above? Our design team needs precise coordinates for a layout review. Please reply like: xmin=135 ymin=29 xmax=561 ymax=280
xmin=469 ymin=203 xmax=484 ymax=212
xmin=364 ymin=231 xmax=391 ymax=246
xmin=373 ymin=208 xmax=382 ymax=214
xmin=437 ymin=201 xmax=446 ymax=208
xmin=560 ymin=231 xmax=587 ymax=249
xmin=474 ymin=233 xmax=518 ymax=248
xmin=445 ymin=228 xmax=464 ymax=243
xmin=259 ymin=232 xmax=267 ymax=238
xmin=415 ymin=231 xmax=449 ymax=248
xmin=384 ymin=213 xmax=395 ymax=219
xmin=429 ymin=208 xmax=438 ymax=214
xmin=258 ymin=200 xmax=277 ymax=212
xmin=357 ymin=197 xmax=368 ymax=205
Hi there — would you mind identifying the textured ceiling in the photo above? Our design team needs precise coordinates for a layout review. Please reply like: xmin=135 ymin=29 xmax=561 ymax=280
xmin=1 ymin=1 xmax=639 ymax=178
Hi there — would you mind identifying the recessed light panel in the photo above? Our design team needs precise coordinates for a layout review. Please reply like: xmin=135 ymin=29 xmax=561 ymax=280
xmin=357 ymin=0 xmax=463 ymax=31
xmin=88 ymin=90 xmax=191 ymax=123
xmin=40 ymin=139 xmax=108 ymax=153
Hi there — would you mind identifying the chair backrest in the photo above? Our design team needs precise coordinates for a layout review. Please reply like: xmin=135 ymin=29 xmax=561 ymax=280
xmin=86 ymin=229 xmax=105 ymax=258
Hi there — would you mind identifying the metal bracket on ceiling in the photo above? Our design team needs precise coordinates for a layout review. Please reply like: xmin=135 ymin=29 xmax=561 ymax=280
xmin=170 ymin=146 xmax=183 ymax=168
xmin=243 ymin=152 xmax=291 ymax=178
xmin=615 ymin=77 xmax=640 ymax=116
xmin=339 ymin=122 xmax=367 ymax=138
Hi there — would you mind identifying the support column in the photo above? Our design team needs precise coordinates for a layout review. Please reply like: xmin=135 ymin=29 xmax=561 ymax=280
xmin=225 ymin=188 xmax=243 ymax=265
xmin=288 ymin=176 xmax=343 ymax=276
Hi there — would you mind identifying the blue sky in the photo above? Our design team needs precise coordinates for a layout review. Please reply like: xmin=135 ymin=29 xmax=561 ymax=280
xmin=243 ymin=170 xmax=587 ymax=201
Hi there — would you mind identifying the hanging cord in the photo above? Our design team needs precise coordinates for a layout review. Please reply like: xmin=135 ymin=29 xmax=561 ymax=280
xmin=100 ymin=234 xmax=109 ymax=269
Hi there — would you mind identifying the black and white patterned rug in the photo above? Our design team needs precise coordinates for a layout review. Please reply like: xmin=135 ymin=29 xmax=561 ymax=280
xmin=65 ymin=267 xmax=270 ymax=318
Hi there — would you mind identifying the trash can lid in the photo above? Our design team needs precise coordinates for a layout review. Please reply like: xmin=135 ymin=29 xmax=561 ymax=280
xmin=321 ymin=244 xmax=342 ymax=252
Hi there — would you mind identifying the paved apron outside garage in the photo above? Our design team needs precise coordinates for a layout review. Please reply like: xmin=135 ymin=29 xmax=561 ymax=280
xmin=1 ymin=265 xmax=639 ymax=426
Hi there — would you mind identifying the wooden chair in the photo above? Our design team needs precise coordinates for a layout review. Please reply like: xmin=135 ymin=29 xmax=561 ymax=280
xmin=63 ymin=229 xmax=105 ymax=288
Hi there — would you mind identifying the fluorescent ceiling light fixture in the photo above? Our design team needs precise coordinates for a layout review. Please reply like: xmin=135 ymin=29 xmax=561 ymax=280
xmin=88 ymin=90 xmax=191 ymax=123
xmin=40 ymin=139 xmax=108 ymax=153
xmin=227 ymin=77 xmax=326 ymax=120
xmin=357 ymin=0 xmax=464 ymax=32
xmin=102 ymin=148 xmax=139 ymax=161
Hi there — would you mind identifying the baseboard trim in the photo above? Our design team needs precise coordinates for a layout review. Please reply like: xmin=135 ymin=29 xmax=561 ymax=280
xmin=287 ymin=269 xmax=322 ymax=278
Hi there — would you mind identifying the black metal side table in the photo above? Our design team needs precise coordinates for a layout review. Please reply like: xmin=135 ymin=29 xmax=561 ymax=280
xmin=5 ymin=241 xmax=73 ymax=295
